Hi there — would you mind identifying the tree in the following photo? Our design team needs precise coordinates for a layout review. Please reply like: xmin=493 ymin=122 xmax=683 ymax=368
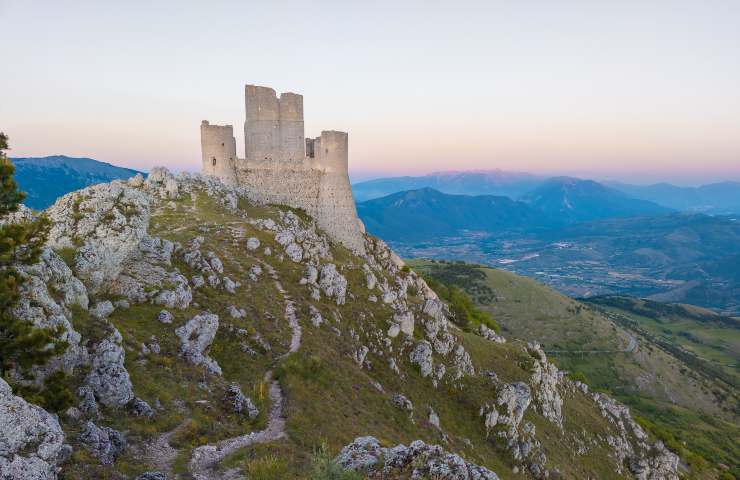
xmin=0 ymin=132 xmax=62 ymax=377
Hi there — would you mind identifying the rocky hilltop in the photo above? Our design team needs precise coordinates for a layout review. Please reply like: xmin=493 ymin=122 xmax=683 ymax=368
xmin=1 ymin=169 xmax=679 ymax=479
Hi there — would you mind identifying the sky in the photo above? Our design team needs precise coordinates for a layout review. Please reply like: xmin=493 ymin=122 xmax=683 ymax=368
xmin=1 ymin=0 xmax=739 ymax=185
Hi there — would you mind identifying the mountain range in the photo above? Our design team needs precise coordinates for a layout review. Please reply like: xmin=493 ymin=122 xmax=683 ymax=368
xmin=10 ymin=155 xmax=141 ymax=209
xmin=353 ymin=170 xmax=740 ymax=214
xmin=358 ymin=178 xmax=672 ymax=240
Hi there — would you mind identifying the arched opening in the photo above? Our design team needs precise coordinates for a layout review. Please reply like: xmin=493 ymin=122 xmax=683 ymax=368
xmin=212 ymin=157 xmax=217 ymax=166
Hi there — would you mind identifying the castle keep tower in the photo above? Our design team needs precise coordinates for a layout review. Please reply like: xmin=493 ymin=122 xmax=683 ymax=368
xmin=200 ymin=84 xmax=365 ymax=254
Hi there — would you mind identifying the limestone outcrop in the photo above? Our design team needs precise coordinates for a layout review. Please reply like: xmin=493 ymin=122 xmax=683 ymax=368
xmin=175 ymin=313 xmax=222 ymax=375
xmin=0 ymin=379 xmax=70 ymax=479
xmin=335 ymin=436 xmax=500 ymax=479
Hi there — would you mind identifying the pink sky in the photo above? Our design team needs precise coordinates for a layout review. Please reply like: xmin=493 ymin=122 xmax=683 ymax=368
xmin=2 ymin=0 xmax=739 ymax=185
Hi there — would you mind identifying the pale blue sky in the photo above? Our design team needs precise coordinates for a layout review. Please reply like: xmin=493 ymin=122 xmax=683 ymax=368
xmin=1 ymin=0 xmax=739 ymax=184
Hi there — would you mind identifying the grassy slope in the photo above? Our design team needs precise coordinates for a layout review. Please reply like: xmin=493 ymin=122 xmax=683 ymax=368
xmin=52 ymin=188 xmax=634 ymax=479
xmin=409 ymin=259 xmax=740 ymax=478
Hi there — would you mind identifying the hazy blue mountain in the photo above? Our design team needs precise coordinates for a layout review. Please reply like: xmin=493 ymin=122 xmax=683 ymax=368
xmin=357 ymin=187 xmax=551 ymax=241
xmin=521 ymin=177 xmax=672 ymax=223
xmin=351 ymin=170 xmax=543 ymax=202
xmin=607 ymin=180 xmax=740 ymax=214
xmin=11 ymin=155 xmax=141 ymax=210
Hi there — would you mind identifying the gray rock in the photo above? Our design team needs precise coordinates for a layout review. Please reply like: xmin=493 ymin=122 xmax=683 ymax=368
xmin=114 ymin=299 xmax=130 ymax=309
xmin=0 ymin=378 xmax=70 ymax=479
xmin=285 ymin=242 xmax=303 ymax=262
xmin=393 ymin=310 xmax=414 ymax=336
xmin=78 ymin=420 xmax=125 ymax=465
xmin=392 ymin=394 xmax=414 ymax=414
xmin=152 ymin=272 xmax=192 ymax=309
xmin=526 ymin=342 xmax=563 ymax=427
xmin=479 ymin=324 xmax=506 ymax=343
xmin=156 ymin=309 xmax=173 ymax=324
xmin=224 ymin=383 xmax=259 ymax=419
xmin=84 ymin=329 xmax=135 ymax=407
xmin=318 ymin=264 xmax=347 ymax=305
xmin=308 ymin=305 xmax=323 ymax=327
xmin=191 ymin=275 xmax=205 ymax=288
xmin=223 ymin=276 xmax=238 ymax=294
xmin=428 ymin=406 xmax=441 ymax=430
xmin=246 ymin=237 xmax=260 ymax=250
xmin=13 ymin=248 xmax=88 ymax=380
xmin=410 ymin=341 xmax=434 ymax=378
xmin=90 ymin=300 xmax=114 ymax=320
xmin=77 ymin=385 xmax=99 ymax=418
xmin=227 ymin=305 xmax=246 ymax=319
xmin=335 ymin=436 xmax=499 ymax=479
xmin=127 ymin=173 xmax=145 ymax=187
xmin=130 ymin=397 xmax=155 ymax=419
xmin=135 ymin=473 xmax=167 ymax=480
xmin=46 ymin=182 xmax=151 ymax=295
xmin=175 ymin=313 xmax=222 ymax=375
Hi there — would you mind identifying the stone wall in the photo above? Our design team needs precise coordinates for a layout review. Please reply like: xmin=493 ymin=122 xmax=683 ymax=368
xmin=201 ymin=84 xmax=365 ymax=254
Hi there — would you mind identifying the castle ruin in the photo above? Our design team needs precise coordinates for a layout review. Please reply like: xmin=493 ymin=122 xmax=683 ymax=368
xmin=201 ymin=84 xmax=365 ymax=254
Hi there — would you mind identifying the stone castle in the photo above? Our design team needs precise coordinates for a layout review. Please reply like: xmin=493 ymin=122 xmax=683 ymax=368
xmin=200 ymin=84 xmax=365 ymax=253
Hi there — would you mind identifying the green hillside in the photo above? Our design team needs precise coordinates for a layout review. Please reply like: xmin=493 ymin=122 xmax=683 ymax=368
xmin=410 ymin=259 xmax=740 ymax=478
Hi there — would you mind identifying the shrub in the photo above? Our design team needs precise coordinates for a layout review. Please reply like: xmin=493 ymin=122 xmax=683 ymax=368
xmin=246 ymin=454 xmax=288 ymax=480
xmin=310 ymin=442 xmax=363 ymax=480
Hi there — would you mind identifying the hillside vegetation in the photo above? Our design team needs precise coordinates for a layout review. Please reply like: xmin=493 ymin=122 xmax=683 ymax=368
xmin=411 ymin=259 xmax=739 ymax=479
xmin=1 ymin=170 xmax=684 ymax=480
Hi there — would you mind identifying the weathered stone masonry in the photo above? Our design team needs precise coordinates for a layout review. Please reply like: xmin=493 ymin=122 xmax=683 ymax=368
xmin=201 ymin=84 xmax=365 ymax=254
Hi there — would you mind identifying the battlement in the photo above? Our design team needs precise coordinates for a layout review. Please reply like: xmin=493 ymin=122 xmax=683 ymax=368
xmin=200 ymin=84 xmax=365 ymax=253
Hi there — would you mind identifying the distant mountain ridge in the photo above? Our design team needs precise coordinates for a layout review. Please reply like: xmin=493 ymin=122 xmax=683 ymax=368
xmin=353 ymin=170 xmax=740 ymax=214
xmin=357 ymin=187 xmax=552 ymax=241
xmin=522 ymin=177 xmax=671 ymax=223
xmin=352 ymin=170 xmax=543 ymax=202
xmin=10 ymin=155 xmax=141 ymax=210
xmin=357 ymin=178 xmax=671 ymax=241
xmin=607 ymin=180 xmax=740 ymax=214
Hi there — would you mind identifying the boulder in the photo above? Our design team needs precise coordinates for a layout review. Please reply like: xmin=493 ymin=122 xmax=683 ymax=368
xmin=223 ymin=383 xmax=259 ymax=419
xmin=0 ymin=379 xmax=70 ymax=479
xmin=318 ymin=264 xmax=347 ymax=305
xmin=246 ymin=237 xmax=260 ymax=251
xmin=135 ymin=473 xmax=167 ymax=480
xmin=78 ymin=421 xmax=125 ymax=465
xmin=156 ymin=309 xmax=173 ymax=324
xmin=479 ymin=324 xmax=506 ymax=343
xmin=410 ymin=341 xmax=434 ymax=378
xmin=84 ymin=329 xmax=135 ymax=407
xmin=90 ymin=300 xmax=114 ymax=320
xmin=175 ymin=313 xmax=222 ymax=375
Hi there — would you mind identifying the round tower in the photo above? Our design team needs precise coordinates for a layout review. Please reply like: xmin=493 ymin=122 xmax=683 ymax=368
xmin=315 ymin=130 xmax=348 ymax=173
xmin=200 ymin=120 xmax=238 ymax=186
